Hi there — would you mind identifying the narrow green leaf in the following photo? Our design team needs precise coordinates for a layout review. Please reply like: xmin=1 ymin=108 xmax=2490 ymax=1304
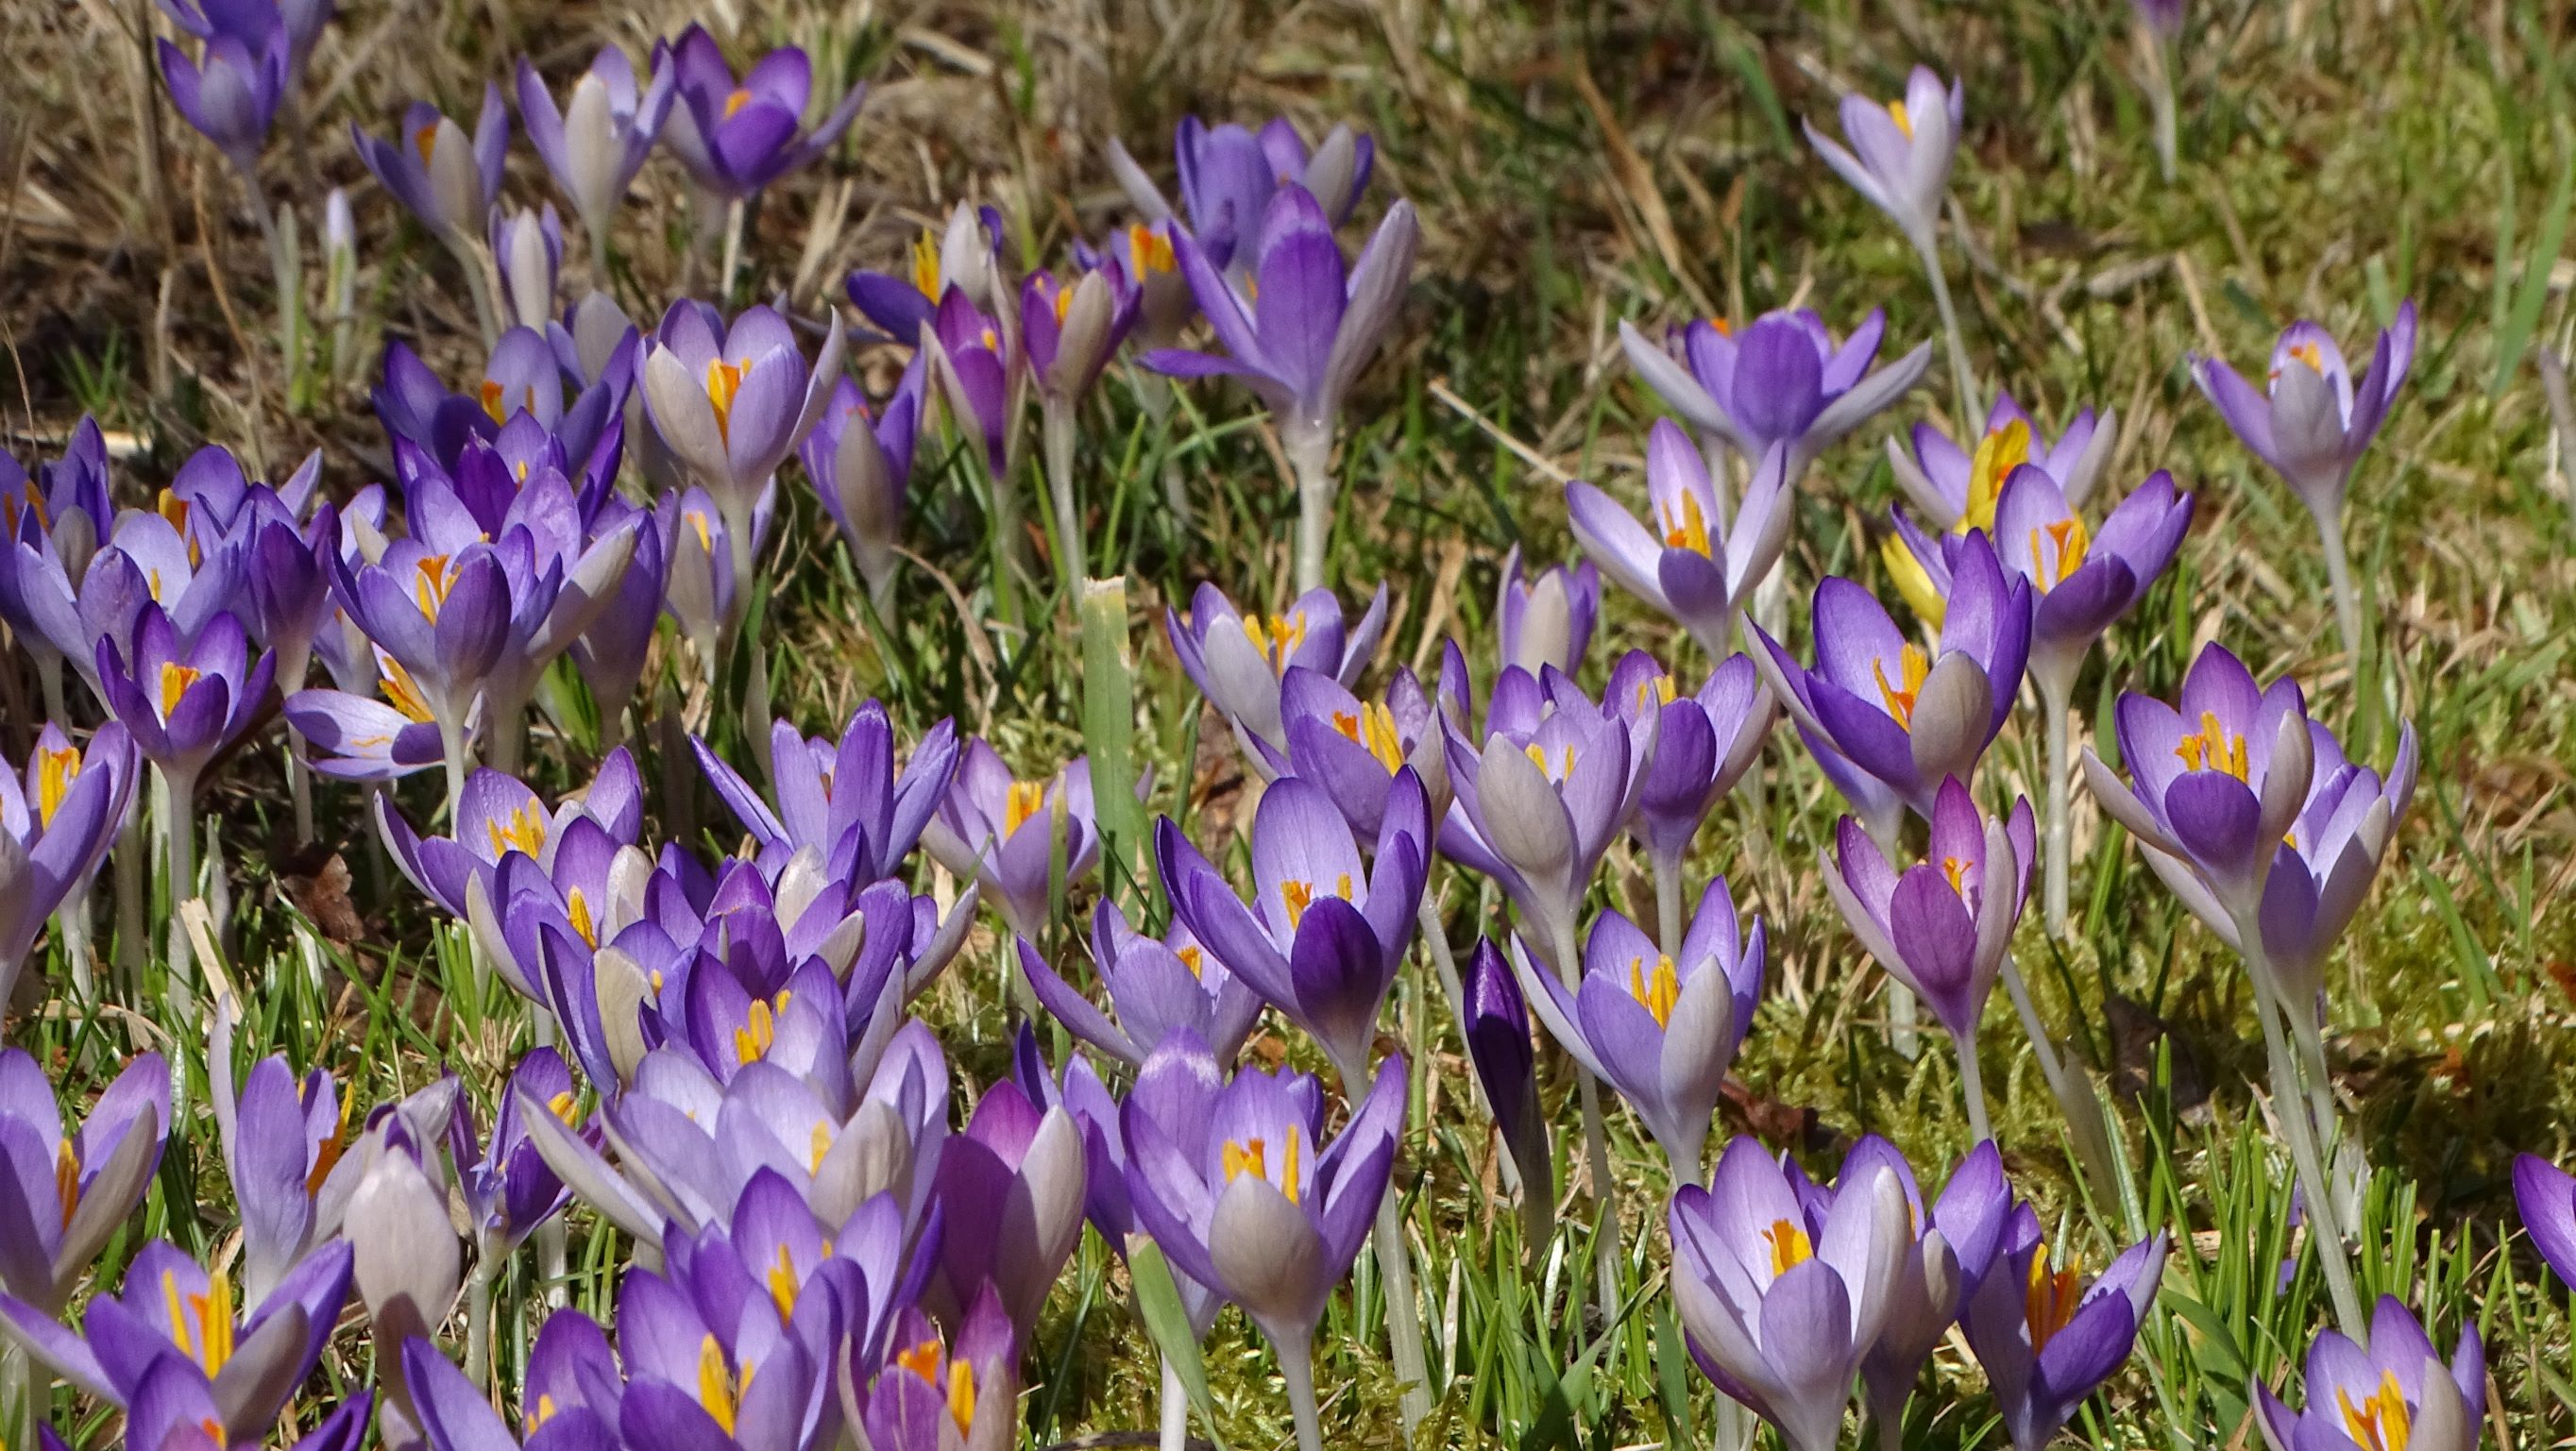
xmin=1126 ymin=1238 xmax=1226 ymax=1450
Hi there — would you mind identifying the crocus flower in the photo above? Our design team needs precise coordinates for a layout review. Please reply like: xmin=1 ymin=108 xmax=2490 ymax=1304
xmin=158 ymin=25 xmax=289 ymax=176
xmin=1123 ymin=1033 xmax=1406 ymax=1376
xmin=516 ymin=44 xmax=677 ymax=248
xmin=655 ymin=24 xmax=865 ymax=204
xmin=1516 ymin=878 xmax=1762 ymax=1178
xmin=376 ymin=750 xmax=643 ymax=924
xmin=1886 ymin=395 xmax=2115 ymax=533
xmin=1621 ymin=310 xmax=1929 ymax=479
xmin=1165 ymin=582 xmax=1387 ymax=759
xmin=284 ymin=680 xmax=451 ymax=782
xmin=657 ymin=482 xmax=755 ymax=662
xmin=159 ymin=0 xmax=330 ymax=81
xmin=2191 ymin=303 xmax=2417 ymax=534
xmin=2135 ymin=0 xmax=2186 ymax=42
xmin=1570 ymin=425 xmax=1796 ymax=651
xmin=2514 ymin=1155 xmax=2576 ymax=1289
xmin=1260 ymin=659 xmax=1449 ymax=837
xmin=923 ymin=742 xmax=1103 ymax=938
xmin=490 ymin=204 xmax=564 ymax=332
xmin=1496 ymin=548 xmax=1599 ymax=678
xmin=845 ymin=203 xmax=1009 ymax=346
xmin=350 ymin=1121 xmax=467 ymax=1449
xmin=407 ymin=1328 xmax=618 ymax=1451
xmin=209 ymin=1021 xmax=379 ymax=1301
xmin=798 ymin=365 xmax=924 ymax=610
xmin=1109 ymin=114 xmax=1374 ymax=270
xmin=1668 ymin=1136 xmax=1911 ymax=1451
xmin=697 ymin=702 xmax=958 ymax=884
xmin=921 ymin=1079 xmax=1087 ymax=1340
xmin=1607 ymin=650 xmax=1773 ymax=880
xmin=122 ymin=1372 xmax=370 ymax=1451
xmin=573 ymin=496 xmax=666 ymax=731
xmin=1158 ymin=770 xmax=1429 ymax=1081
xmin=352 ymin=84 xmax=508 ymax=245
xmin=449 ymin=1048 xmax=582 ymax=1253
xmin=2253 ymin=1296 xmax=2481 ymax=1451
xmin=1082 ymin=219 xmax=1193 ymax=351
xmin=1804 ymin=66 xmax=1964 ymax=256
xmin=95 ymin=606 xmax=276 ymax=800
xmin=1822 ymin=1139 xmax=2011 ymax=1443
xmin=0 ymin=1238 xmax=353 ymax=1444
xmin=610 ymin=1215 xmax=837 ymax=1451
xmin=0 ymin=1049 xmax=168 ymax=1316
xmin=0 ymin=418 xmax=116 ymax=710
xmin=1024 ymin=262 xmax=1140 ymax=406
xmin=1823 ymin=778 xmax=2035 ymax=1055
xmin=1961 ymin=1203 xmax=2167 ymax=1451
xmin=845 ymin=1291 xmax=1019 ymax=1451
xmin=0 ymin=722 xmax=139 ymax=1004
xmin=1462 ymin=938 xmax=1552 ymax=1240
xmin=328 ymin=537 xmax=505 ymax=765
xmin=640 ymin=300 xmax=844 ymax=567
xmin=1145 ymin=184 xmax=1419 ymax=462
xmin=1753 ymin=531 xmax=2029 ymax=823
xmin=1017 ymin=900 xmax=1263 ymax=1069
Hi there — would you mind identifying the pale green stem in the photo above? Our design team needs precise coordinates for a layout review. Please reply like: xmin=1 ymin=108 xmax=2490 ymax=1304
xmin=435 ymin=704 xmax=472 ymax=828
xmin=1653 ymin=851 xmax=1686 ymax=958
xmin=2042 ymin=674 xmax=2074 ymax=937
xmin=719 ymin=199 xmax=747 ymax=305
xmin=464 ymin=1242 xmax=495 ymax=1387
xmin=1916 ymin=230 xmax=1982 ymax=430
xmin=1158 ymin=1356 xmax=1188 ymax=1451
xmin=449 ymin=233 xmax=501 ymax=348
xmin=1371 ymin=1189 xmax=1433 ymax=1432
xmin=161 ymin=765 xmax=200 ymax=1021
xmin=241 ymin=174 xmax=301 ymax=379
xmin=1543 ymin=918 xmax=1623 ymax=1319
xmin=2312 ymin=498 xmax=2363 ymax=668
xmin=287 ymin=730 xmax=316 ymax=846
xmin=1957 ymin=1030 xmax=1993 ymax=1144
xmin=1287 ymin=427 xmax=1337 ymax=595
xmin=2229 ymin=904 xmax=2368 ymax=1341
xmin=1042 ymin=400 xmax=1086 ymax=612
xmin=1273 ymin=1329 xmax=1325 ymax=1451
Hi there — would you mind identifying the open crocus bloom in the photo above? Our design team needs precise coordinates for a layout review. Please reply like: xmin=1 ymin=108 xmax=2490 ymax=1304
xmin=641 ymin=300 xmax=844 ymax=536
xmin=1262 ymin=660 xmax=1448 ymax=836
xmin=1961 ymin=1202 xmax=2167 ymax=1451
xmin=350 ymin=86 xmax=508 ymax=244
xmin=1622 ymin=309 xmax=1929 ymax=480
xmin=0 ymin=721 xmax=139 ymax=1001
xmin=1569 ymin=425 xmax=1794 ymax=650
xmin=923 ymin=740 xmax=1103 ymax=938
xmin=516 ymin=44 xmax=676 ymax=242
xmin=1887 ymin=393 xmax=2115 ymax=532
xmin=1823 ymin=777 xmax=2034 ymax=1047
xmin=1804 ymin=65 xmax=1965 ymax=255
xmin=2254 ymin=1296 xmax=2482 ymax=1451
xmin=1164 ymin=581 xmax=1388 ymax=758
xmin=654 ymin=24 xmax=865 ymax=203
xmin=1016 ymin=901 xmax=1263 ymax=1070
xmin=2192 ymin=302 xmax=2416 ymax=526
xmin=0 ymin=1048 xmax=168 ymax=1316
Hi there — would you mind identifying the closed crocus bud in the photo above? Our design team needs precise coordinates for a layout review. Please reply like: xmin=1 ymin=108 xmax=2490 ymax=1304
xmin=348 ymin=1133 xmax=464 ymax=1448
xmin=1847 ymin=1139 xmax=2011 ymax=1442
xmin=158 ymin=27 xmax=288 ymax=177
xmin=516 ymin=45 xmax=675 ymax=245
xmin=798 ymin=367 xmax=924 ymax=611
xmin=0 ymin=722 xmax=141 ymax=1006
xmin=1463 ymin=937 xmax=1551 ymax=1238
xmin=924 ymin=1081 xmax=1088 ymax=1341
xmin=2254 ymin=1297 xmax=2481 ymax=1451
xmin=1605 ymin=649 xmax=1775 ymax=878
xmin=1824 ymin=778 xmax=2035 ymax=1051
xmin=488 ymin=203 xmax=563 ymax=332
xmin=0 ymin=1048 xmax=168 ymax=1315
xmin=1496 ymin=547 xmax=1599 ymax=679
xmin=352 ymin=84 xmax=508 ymax=244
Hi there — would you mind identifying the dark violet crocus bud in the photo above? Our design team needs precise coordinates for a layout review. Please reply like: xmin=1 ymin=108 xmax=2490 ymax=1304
xmin=1516 ymin=878 xmax=1762 ymax=1180
xmin=1804 ymin=66 xmax=1965 ymax=257
xmin=1824 ymin=778 xmax=2035 ymax=1050
xmin=158 ymin=25 xmax=289 ymax=177
xmin=2134 ymin=0 xmax=2186 ymax=42
xmin=655 ymin=24 xmax=865 ymax=204
xmin=1753 ymin=531 xmax=2030 ymax=826
xmin=516 ymin=45 xmax=676 ymax=247
xmin=1145 ymin=184 xmax=1419 ymax=459
xmin=1463 ymin=937 xmax=1551 ymax=1231
xmin=2192 ymin=302 xmax=2416 ymax=535
xmin=1606 ymin=650 xmax=1774 ymax=877
xmin=1123 ymin=1033 xmax=1406 ymax=1365
xmin=1961 ymin=1202 xmax=2167 ymax=1451
xmin=0 ymin=1237 xmax=353 ymax=1446
xmin=1165 ymin=581 xmax=1387 ymax=762
xmin=1886 ymin=394 xmax=2116 ymax=534
xmin=1622 ymin=309 xmax=1929 ymax=481
xmin=798 ymin=364 xmax=924 ymax=610
xmin=1017 ymin=900 xmax=1263 ymax=1070
xmin=351 ymin=84 xmax=508 ymax=245
xmin=1262 ymin=660 xmax=1449 ymax=836
xmin=1496 ymin=547 xmax=1599 ymax=679
xmin=1156 ymin=770 xmax=1429 ymax=1083
xmin=94 ymin=606 xmax=276 ymax=800
xmin=1570 ymin=425 xmax=1796 ymax=651
xmin=0 ymin=722 xmax=140 ymax=1005
xmin=1668 ymin=1136 xmax=1912 ymax=1451
xmin=2253 ymin=1296 xmax=2481 ymax=1451
xmin=0 ymin=1049 xmax=168 ymax=1317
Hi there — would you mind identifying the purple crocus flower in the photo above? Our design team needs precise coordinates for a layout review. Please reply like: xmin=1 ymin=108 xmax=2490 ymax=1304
xmin=1496 ymin=547 xmax=1599 ymax=678
xmin=1110 ymin=114 xmax=1374 ymax=271
xmin=845 ymin=203 xmax=1009 ymax=347
xmin=1804 ymin=66 xmax=1964 ymax=256
xmin=158 ymin=25 xmax=289 ymax=176
xmin=923 ymin=741 xmax=1103 ymax=937
xmin=799 ymin=365 xmax=924 ymax=610
xmin=1515 ymin=877 xmax=1761 ymax=1178
xmin=1824 ymin=778 xmax=2035 ymax=1062
xmin=1123 ymin=1033 xmax=1406 ymax=1387
xmin=0 ymin=722 xmax=140 ymax=1004
xmin=1886 ymin=394 xmax=2116 ymax=533
xmin=1753 ymin=531 xmax=2030 ymax=825
xmin=1018 ymin=900 xmax=1263 ymax=1069
xmin=844 ymin=1291 xmax=1019 ymax=1451
xmin=407 ymin=1325 xmax=619 ymax=1451
xmin=1668 ymin=1135 xmax=1912 ymax=1451
xmin=283 ymin=685 xmax=449 ymax=782
xmin=2254 ymin=1296 xmax=2482 ymax=1451
xmin=1024 ymin=262 xmax=1140 ymax=406
xmin=655 ymin=24 xmax=865 ymax=204
xmin=610 ymin=1208 xmax=839 ymax=1451
xmin=920 ymin=1078 xmax=1087 ymax=1340
xmin=1165 ymin=582 xmax=1387 ymax=760
xmin=2134 ymin=0 xmax=2186 ymax=42
xmin=0 ymin=1237 xmax=353 ymax=1444
xmin=449 ymin=1048 xmax=583 ymax=1253
xmin=122 ymin=1374 xmax=371 ymax=1451
xmin=0 ymin=1049 xmax=169 ymax=1316
xmin=2515 ymin=1156 xmax=2576 ymax=1289
xmin=640 ymin=300 xmax=844 ymax=579
xmin=1823 ymin=1139 xmax=2011 ymax=1443
xmin=516 ymin=44 xmax=677 ymax=249
xmin=1961 ymin=1203 xmax=2167 ymax=1451
xmin=1157 ymin=770 xmax=1429 ymax=1081
xmin=657 ymin=482 xmax=757 ymax=662
xmin=159 ymin=0 xmax=330 ymax=81
xmin=1570 ymin=425 xmax=1796 ymax=652
xmin=573 ymin=496 xmax=666 ymax=733
xmin=95 ymin=606 xmax=276 ymax=801
xmin=695 ymin=702 xmax=957 ymax=884
xmin=351 ymin=84 xmax=508 ymax=244
xmin=1606 ymin=650 xmax=1774 ymax=883
xmin=328 ymin=536 xmax=506 ymax=772
xmin=1082 ymin=219 xmax=1193 ymax=351
xmin=1261 ymin=660 xmax=1449 ymax=837
xmin=1145 ymin=183 xmax=1419 ymax=465
xmin=0 ymin=418 xmax=116 ymax=711
xmin=2192 ymin=303 xmax=2417 ymax=536
xmin=1462 ymin=938 xmax=1551 ymax=1239
xmin=490 ymin=203 xmax=564 ymax=332
xmin=1621 ymin=310 xmax=1930 ymax=479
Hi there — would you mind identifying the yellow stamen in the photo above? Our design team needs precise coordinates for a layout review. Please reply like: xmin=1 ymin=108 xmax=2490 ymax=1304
xmin=479 ymin=380 xmax=509 ymax=425
xmin=947 ymin=1360 xmax=977 ymax=1436
xmin=164 ymin=1267 xmax=236 ymax=1375
xmin=1222 ymin=1138 xmax=1266 ymax=1185
xmin=1628 ymin=953 xmax=1681 ymax=1029
xmin=704 ymin=359 xmax=746 ymax=446
xmin=2283 ymin=341 xmax=2326 ymax=377
xmin=808 ymin=1120 xmax=833 ymax=1174
xmin=526 ymin=1393 xmax=559 ymax=1434
xmin=1941 ymin=856 xmax=1971 ymax=896
xmin=909 ymin=230 xmax=942 ymax=298
xmin=412 ymin=554 xmax=458 ymax=621
xmin=1958 ymin=420 xmax=2029 ymax=534
xmin=721 ymin=88 xmax=753 ymax=120
xmin=735 ymin=998 xmax=777 ymax=1064
xmin=1240 ymin=612 xmax=1308 ymax=673
xmin=1882 ymin=532 xmax=1950 ymax=632
xmin=1176 ymin=944 xmax=1205 ymax=980
xmin=1129 ymin=224 xmax=1175 ymax=275
xmin=2024 ymin=1241 xmax=2084 ymax=1353
xmin=1280 ymin=880 xmax=1315 ymax=929
xmin=307 ymin=1088 xmax=357 ymax=1196
xmin=1763 ymin=1219 xmax=1813 ymax=1276
xmin=2028 ymin=516 xmax=2090 ymax=592
xmin=546 ymin=1090 xmax=581 ymax=1127
xmin=566 ymin=886 xmax=597 ymax=946
xmin=1634 ymin=674 xmax=1678 ymax=710
xmin=54 ymin=1139 xmax=79 ymax=1229
xmin=686 ymin=510 xmax=714 ymax=556
xmin=381 ymin=656 xmax=436 ymax=724
xmin=1051 ymin=281 xmax=1076 ymax=327
xmin=694 ymin=1334 xmax=751 ymax=1435
xmin=1003 ymin=780 xmax=1048 ymax=836
xmin=486 ymin=801 xmax=551 ymax=859
xmin=157 ymin=664 xmax=202 ymax=720
xmin=1873 ymin=645 xmax=1930 ymax=732
xmin=2172 ymin=710 xmax=2250 ymax=781
xmin=766 ymin=1241 xmax=801 ymax=1319
xmin=2338 ymin=1370 xmax=2415 ymax=1451
xmin=1281 ymin=1122 xmax=1301 ymax=1205
xmin=1331 ymin=702 xmax=1405 ymax=773
xmin=35 ymin=746 xmax=80 ymax=828
xmin=1521 ymin=742 xmax=1577 ymax=779
xmin=1662 ymin=490 xmax=1713 ymax=556
xmin=1887 ymin=100 xmax=1914 ymax=137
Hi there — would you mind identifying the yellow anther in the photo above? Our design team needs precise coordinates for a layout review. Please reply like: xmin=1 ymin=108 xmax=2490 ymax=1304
xmin=704 ymin=359 xmax=746 ymax=446
xmin=54 ymin=1139 xmax=79 ymax=1228
xmin=2023 ymin=1241 xmax=2085 ymax=1353
xmin=35 ymin=746 xmax=79 ymax=827
xmin=1887 ymin=100 xmax=1914 ymax=138
xmin=1331 ymin=701 xmax=1405 ymax=773
xmin=1002 ymin=780 xmax=1048 ymax=837
xmin=1240 ymin=612 xmax=1308 ymax=672
xmin=157 ymin=664 xmax=202 ymax=720
xmin=734 ymin=998 xmax=777 ymax=1064
xmin=694 ymin=1334 xmax=752 ymax=1435
xmin=1873 ymin=645 xmax=1930 ymax=732
xmin=721 ymin=88 xmax=753 ymax=120
xmin=1763 ymin=1219 xmax=1813 ymax=1276
xmin=2172 ymin=711 xmax=2250 ymax=782
xmin=1129 ymin=224 xmax=1176 ymax=275
xmin=909 ymin=230 xmax=942 ymax=298
xmin=1627 ymin=953 xmax=1681 ymax=1029
xmin=1176 ymin=944 xmax=1205 ymax=980
xmin=2028 ymin=515 xmax=2090 ymax=592
xmin=486 ymin=801 xmax=551 ymax=859
xmin=2338 ymin=1370 xmax=2414 ymax=1451
xmin=567 ymin=886 xmax=597 ymax=947
xmin=766 ymin=1241 xmax=801 ymax=1319
xmin=1959 ymin=420 xmax=2029 ymax=533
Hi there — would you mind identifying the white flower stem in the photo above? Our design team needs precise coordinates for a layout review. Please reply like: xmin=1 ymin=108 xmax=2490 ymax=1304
xmin=161 ymin=766 xmax=200 ymax=1020
xmin=1547 ymin=918 xmax=1623 ymax=1317
xmin=1956 ymin=1031 xmax=1993 ymax=1143
xmin=1916 ymin=231 xmax=1982 ymax=430
xmin=464 ymin=1243 xmax=495 ymax=1387
xmin=1371 ymin=1187 xmax=1433 ymax=1431
xmin=1158 ymin=1356 xmax=1188 ymax=1451
xmin=1653 ymin=851 xmax=1686 ymax=959
xmin=435 ymin=705 xmax=472 ymax=827
xmin=1866 ymin=814 xmax=1922 ymax=1059
xmin=1042 ymin=399 xmax=1087 ymax=612
xmin=2313 ymin=501 xmax=2364 ymax=669
xmin=2042 ymin=674 xmax=2075 ymax=937
xmin=1273 ymin=1329 xmax=1325 ymax=1451
xmin=1287 ymin=428 xmax=1337 ymax=596
xmin=2229 ymin=905 xmax=2367 ymax=1341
